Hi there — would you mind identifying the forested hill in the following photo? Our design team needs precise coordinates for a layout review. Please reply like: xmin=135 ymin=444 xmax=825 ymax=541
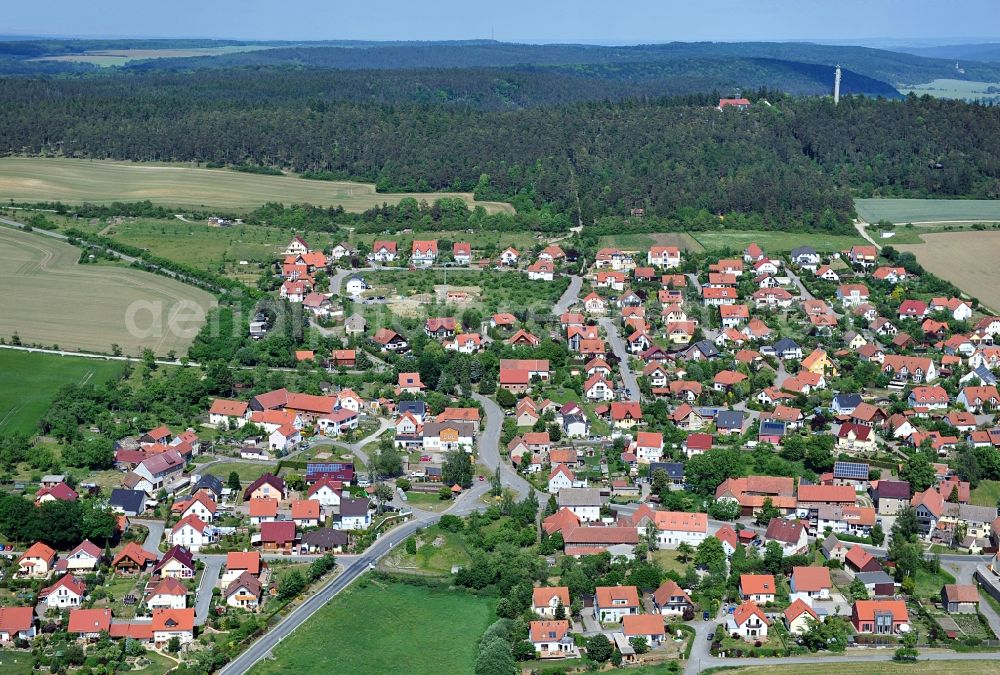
xmin=118 ymin=40 xmax=1000 ymax=85
xmin=3 ymin=72 xmax=999 ymax=229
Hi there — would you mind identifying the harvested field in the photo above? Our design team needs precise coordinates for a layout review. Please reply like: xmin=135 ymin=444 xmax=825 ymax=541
xmin=31 ymin=45 xmax=274 ymax=67
xmin=0 ymin=226 xmax=215 ymax=356
xmin=897 ymin=231 xmax=1000 ymax=312
xmin=0 ymin=157 xmax=514 ymax=214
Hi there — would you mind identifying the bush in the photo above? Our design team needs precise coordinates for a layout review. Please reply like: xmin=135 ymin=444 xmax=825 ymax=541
xmin=405 ymin=537 xmax=418 ymax=554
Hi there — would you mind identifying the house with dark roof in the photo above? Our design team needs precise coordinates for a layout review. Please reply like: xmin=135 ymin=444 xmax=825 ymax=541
xmin=764 ymin=518 xmax=808 ymax=556
xmin=109 ymin=489 xmax=146 ymax=516
xmin=192 ymin=474 xmax=224 ymax=499
xmin=301 ymin=528 xmax=349 ymax=553
xmin=151 ymin=546 xmax=195 ymax=579
xmin=871 ymin=480 xmax=911 ymax=515
xmin=243 ymin=473 xmax=286 ymax=501
xmin=715 ymin=410 xmax=745 ymax=435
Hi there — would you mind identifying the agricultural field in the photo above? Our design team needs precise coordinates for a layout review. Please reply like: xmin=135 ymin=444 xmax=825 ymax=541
xmin=597 ymin=232 xmax=704 ymax=252
xmin=0 ymin=350 xmax=122 ymax=435
xmin=897 ymin=231 xmax=1000 ymax=312
xmin=252 ymin=578 xmax=495 ymax=675
xmin=0 ymin=226 xmax=216 ymax=356
xmin=691 ymin=229 xmax=862 ymax=253
xmin=898 ymin=79 xmax=1000 ymax=103
xmin=0 ymin=157 xmax=514 ymax=214
xmin=855 ymin=198 xmax=1000 ymax=225
xmin=31 ymin=45 xmax=273 ymax=67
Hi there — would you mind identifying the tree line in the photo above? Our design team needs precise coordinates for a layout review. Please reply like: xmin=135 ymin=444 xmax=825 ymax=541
xmin=2 ymin=71 xmax=999 ymax=228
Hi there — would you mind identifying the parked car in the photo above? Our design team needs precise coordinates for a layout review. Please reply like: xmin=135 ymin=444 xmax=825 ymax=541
xmin=478 ymin=475 xmax=485 ymax=481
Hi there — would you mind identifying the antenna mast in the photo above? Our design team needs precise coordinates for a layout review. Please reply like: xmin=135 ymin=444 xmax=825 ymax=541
xmin=834 ymin=65 xmax=842 ymax=105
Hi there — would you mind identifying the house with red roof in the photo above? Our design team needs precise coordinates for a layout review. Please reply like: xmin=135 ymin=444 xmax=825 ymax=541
xmin=39 ymin=574 xmax=86 ymax=608
xmin=652 ymin=580 xmax=693 ymax=617
xmin=851 ymin=599 xmax=908 ymax=634
xmin=728 ymin=601 xmax=769 ymax=640
xmin=146 ymin=577 xmax=189 ymax=610
xmin=411 ymin=240 xmax=438 ymax=266
xmin=784 ymin=598 xmax=818 ymax=635
xmin=595 ymin=586 xmax=640 ymax=623
xmin=17 ymin=542 xmax=56 ymax=578
xmin=68 ymin=608 xmax=112 ymax=640
xmin=654 ymin=511 xmax=708 ymax=549
xmin=530 ymin=619 xmax=577 ymax=658
xmin=845 ymin=545 xmax=882 ymax=576
xmin=790 ymin=566 xmax=832 ymax=599
xmin=169 ymin=514 xmax=216 ymax=552
xmin=0 ymin=606 xmax=36 ymax=642
xmin=35 ymin=481 xmax=78 ymax=504
xmin=533 ymin=587 xmax=571 ymax=617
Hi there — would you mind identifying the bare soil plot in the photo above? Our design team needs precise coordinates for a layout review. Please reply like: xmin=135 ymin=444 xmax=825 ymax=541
xmin=0 ymin=226 xmax=215 ymax=356
xmin=897 ymin=231 xmax=1000 ymax=312
xmin=0 ymin=157 xmax=513 ymax=214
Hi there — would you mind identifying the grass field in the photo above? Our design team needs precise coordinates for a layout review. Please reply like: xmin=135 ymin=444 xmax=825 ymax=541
xmin=0 ymin=650 xmax=33 ymax=674
xmin=252 ymin=578 xmax=495 ymax=675
xmin=88 ymin=219 xmax=301 ymax=271
xmin=206 ymin=462 xmax=274 ymax=483
xmin=970 ymin=480 xmax=1000 ymax=507
xmin=913 ymin=567 xmax=957 ymax=601
xmin=897 ymin=231 xmax=1000 ymax=311
xmin=0 ymin=226 xmax=216 ymax=356
xmin=691 ymin=230 xmax=861 ymax=253
xmin=597 ymin=232 xmax=704 ymax=252
xmin=711 ymin=662 xmax=1000 ymax=675
xmin=0 ymin=157 xmax=514 ymax=214
xmin=898 ymin=79 xmax=1000 ymax=103
xmin=651 ymin=549 xmax=689 ymax=574
xmin=856 ymin=198 xmax=1000 ymax=225
xmin=0 ymin=350 xmax=122 ymax=435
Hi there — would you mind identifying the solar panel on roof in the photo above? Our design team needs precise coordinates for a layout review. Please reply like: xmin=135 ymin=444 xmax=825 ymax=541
xmin=833 ymin=461 xmax=869 ymax=479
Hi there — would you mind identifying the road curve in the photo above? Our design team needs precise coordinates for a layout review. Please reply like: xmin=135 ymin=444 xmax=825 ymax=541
xmin=473 ymin=392 xmax=536 ymax=500
xmin=599 ymin=317 xmax=640 ymax=401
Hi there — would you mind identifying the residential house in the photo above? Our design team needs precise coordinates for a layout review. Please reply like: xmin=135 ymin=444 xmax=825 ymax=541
xmin=784 ymin=599 xmax=818 ymax=636
xmin=259 ymin=521 xmax=298 ymax=553
xmin=790 ymin=566 xmax=832 ymax=599
xmin=595 ymin=586 xmax=641 ymax=623
xmin=530 ymin=620 xmax=578 ymax=658
xmin=764 ymin=518 xmax=808 ymax=556
xmin=151 ymin=608 xmax=195 ymax=648
xmin=851 ymin=600 xmax=908 ymax=634
xmin=225 ymin=572 xmax=263 ymax=611
xmin=740 ymin=574 xmax=776 ymax=604
xmin=845 ymin=545 xmax=882 ymax=576
xmin=68 ymin=608 xmax=112 ymax=641
xmin=654 ymin=511 xmax=708 ymax=549
xmin=222 ymin=551 xmax=264 ymax=585
xmin=533 ymin=587 xmax=571 ymax=618
xmin=622 ymin=614 xmax=666 ymax=647
xmin=17 ymin=542 xmax=56 ymax=579
xmin=0 ymin=606 xmax=36 ymax=642
xmin=112 ymin=543 xmax=157 ymax=576
xmin=169 ymin=515 xmax=216 ymax=552
xmin=652 ymin=580 xmax=693 ymax=617
xmin=728 ymin=601 xmax=769 ymax=641
xmin=145 ymin=577 xmax=189 ymax=611
xmin=557 ymin=488 xmax=603 ymax=522
xmin=872 ymin=480 xmax=911 ymax=516
xmin=243 ymin=474 xmax=286 ymax=502
xmin=151 ymin=546 xmax=196 ymax=579
xmin=339 ymin=498 xmax=371 ymax=530
xmin=39 ymin=575 xmax=86 ymax=609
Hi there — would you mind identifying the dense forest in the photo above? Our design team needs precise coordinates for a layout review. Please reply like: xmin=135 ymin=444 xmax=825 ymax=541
xmin=2 ymin=68 xmax=999 ymax=227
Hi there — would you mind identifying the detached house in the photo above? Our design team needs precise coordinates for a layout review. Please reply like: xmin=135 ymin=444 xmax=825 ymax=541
xmin=740 ymin=574 xmax=776 ymax=604
xmin=595 ymin=586 xmax=640 ymax=623
xmin=728 ymin=601 xmax=769 ymax=641
xmin=652 ymin=580 xmax=693 ymax=617
xmin=533 ymin=587 xmax=571 ymax=618
xmin=39 ymin=575 xmax=86 ymax=609
xmin=411 ymin=240 xmax=438 ymax=266
xmin=530 ymin=620 xmax=577 ymax=658
xmin=851 ymin=600 xmax=908 ymax=634
xmin=17 ymin=542 xmax=56 ymax=579
xmin=648 ymin=246 xmax=681 ymax=268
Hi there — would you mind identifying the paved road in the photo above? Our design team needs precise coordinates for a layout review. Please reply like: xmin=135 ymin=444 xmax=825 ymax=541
xmin=691 ymin=648 xmax=998 ymax=673
xmin=473 ymin=393 xmax=535 ymax=499
xmin=131 ymin=519 xmax=165 ymax=557
xmin=599 ymin=317 xmax=640 ymax=401
xmin=552 ymin=274 xmax=583 ymax=315
xmin=784 ymin=266 xmax=815 ymax=302
xmin=194 ymin=554 xmax=225 ymax=626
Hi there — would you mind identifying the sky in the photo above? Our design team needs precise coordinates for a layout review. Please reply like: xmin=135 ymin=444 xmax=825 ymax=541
xmin=4 ymin=0 xmax=1000 ymax=43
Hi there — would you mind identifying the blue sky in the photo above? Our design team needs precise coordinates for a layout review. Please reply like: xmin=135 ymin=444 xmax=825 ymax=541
xmin=5 ymin=1 xmax=999 ymax=43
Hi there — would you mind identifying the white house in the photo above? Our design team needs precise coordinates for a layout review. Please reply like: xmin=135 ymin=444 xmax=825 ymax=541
xmin=344 ymin=275 xmax=368 ymax=297
xmin=306 ymin=478 xmax=343 ymax=509
xmin=169 ymin=515 xmax=216 ymax=553
xmin=631 ymin=432 xmax=663 ymax=463
xmin=339 ymin=498 xmax=372 ymax=530
xmin=62 ymin=540 xmax=102 ymax=572
xmin=145 ymin=577 xmax=189 ymax=610
xmin=557 ymin=488 xmax=603 ymax=523
xmin=548 ymin=465 xmax=576 ymax=494
xmin=728 ymin=602 xmax=769 ymax=641
xmin=269 ymin=425 xmax=302 ymax=452
xmin=208 ymin=399 xmax=249 ymax=428
xmin=654 ymin=511 xmax=708 ymax=549
xmin=39 ymin=575 xmax=86 ymax=609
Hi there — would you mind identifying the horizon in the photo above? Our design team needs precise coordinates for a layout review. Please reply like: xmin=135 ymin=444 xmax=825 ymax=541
xmin=4 ymin=1 xmax=1000 ymax=44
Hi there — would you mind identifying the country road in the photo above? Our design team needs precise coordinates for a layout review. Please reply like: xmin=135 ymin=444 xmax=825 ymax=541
xmin=552 ymin=274 xmax=583 ymax=315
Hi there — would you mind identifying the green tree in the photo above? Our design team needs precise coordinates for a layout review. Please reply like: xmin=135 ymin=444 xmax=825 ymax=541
xmin=495 ymin=388 xmax=516 ymax=408
xmin=763 ymin=540 xmax=784 ymax=575
xmin=475 ymin=637 xmax=516 ymax=675
xmin=586 ymin=634 xmax=613 ymax=662
xmin=227 ymin=471 xmax=242 ymax=493
xmin=278 ymin=570 xmax=307 ymax=600
xmin=900 ymin=454 xmax=935 ymax=492
xmin=629 ymin=636 xmax=649 ymax=654
xmin=695 ymin=536 xmax=727 ymax=576
xmin=755 ymin=497 xmax=780 ymax=526
xmin=685 ymin=447 xmax=745 ymax=495
xmin=677 ymin=541 xmax=694 ymax=564
xmin=870 ymin=523 xmax=885 ymax=546
xmin=443 ymin=450 xmax=474 ymax=488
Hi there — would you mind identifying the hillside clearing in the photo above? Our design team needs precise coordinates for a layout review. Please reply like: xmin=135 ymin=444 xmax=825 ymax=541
xmin=0 ymin=157 xmax=514 ymax=214
xmin=691 ymin=230 xmax=862 ymax=253
xmin=0 ymin=226 xmax=215 ymax=356
xmin=597 ymin=232 xmax=704 ymax=252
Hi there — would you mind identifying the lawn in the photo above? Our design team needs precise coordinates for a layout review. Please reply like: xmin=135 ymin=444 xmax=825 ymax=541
xmin=251 ymin=578 xmax=495 ymax=675
xmin=0 ymin=225 xmax=216 ymax=356
xmin=652 ymin=548 xmax=690 ymax=575
xmin=404 ymin=490 xmax=456 ymax=512
xmin=715 ymin=662 xmax=1000 ymax=675
xmin=0 ymin=350 xmax=122 ymax=435
xmin=382 ymin=525 xmax=472 ymax=574
xmin=130 ymin=652 xmax=178 ymax=674
xmin=970 ymin=480 xmax=1000 ymax=507
xmin=0 ymin=157 xmax=513 ymax=214
xmin=0 ymin=651 xmax=33 ymax=674
xmin=855 ymin=198 xmax=1000 ymax=225
xmin=913 ymin=567 xmax=957 ymax=600
xmin=207 ymin=462 xmax=274 ymax=483
xmin=691 ymin=230 xmax=861 ymax=253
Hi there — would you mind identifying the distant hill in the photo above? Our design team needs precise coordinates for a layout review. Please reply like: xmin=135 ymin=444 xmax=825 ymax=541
xmin=892 ymin=43 xmax=1000 ymax=66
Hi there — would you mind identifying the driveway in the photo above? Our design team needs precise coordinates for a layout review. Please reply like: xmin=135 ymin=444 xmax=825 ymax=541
xmin=599 ymin=318 xmax=640 ymax=401
xmin=473 ymin=393 xmax=536 ymax=500
xmin=195 ymin=554 xmax=225 ymax=626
